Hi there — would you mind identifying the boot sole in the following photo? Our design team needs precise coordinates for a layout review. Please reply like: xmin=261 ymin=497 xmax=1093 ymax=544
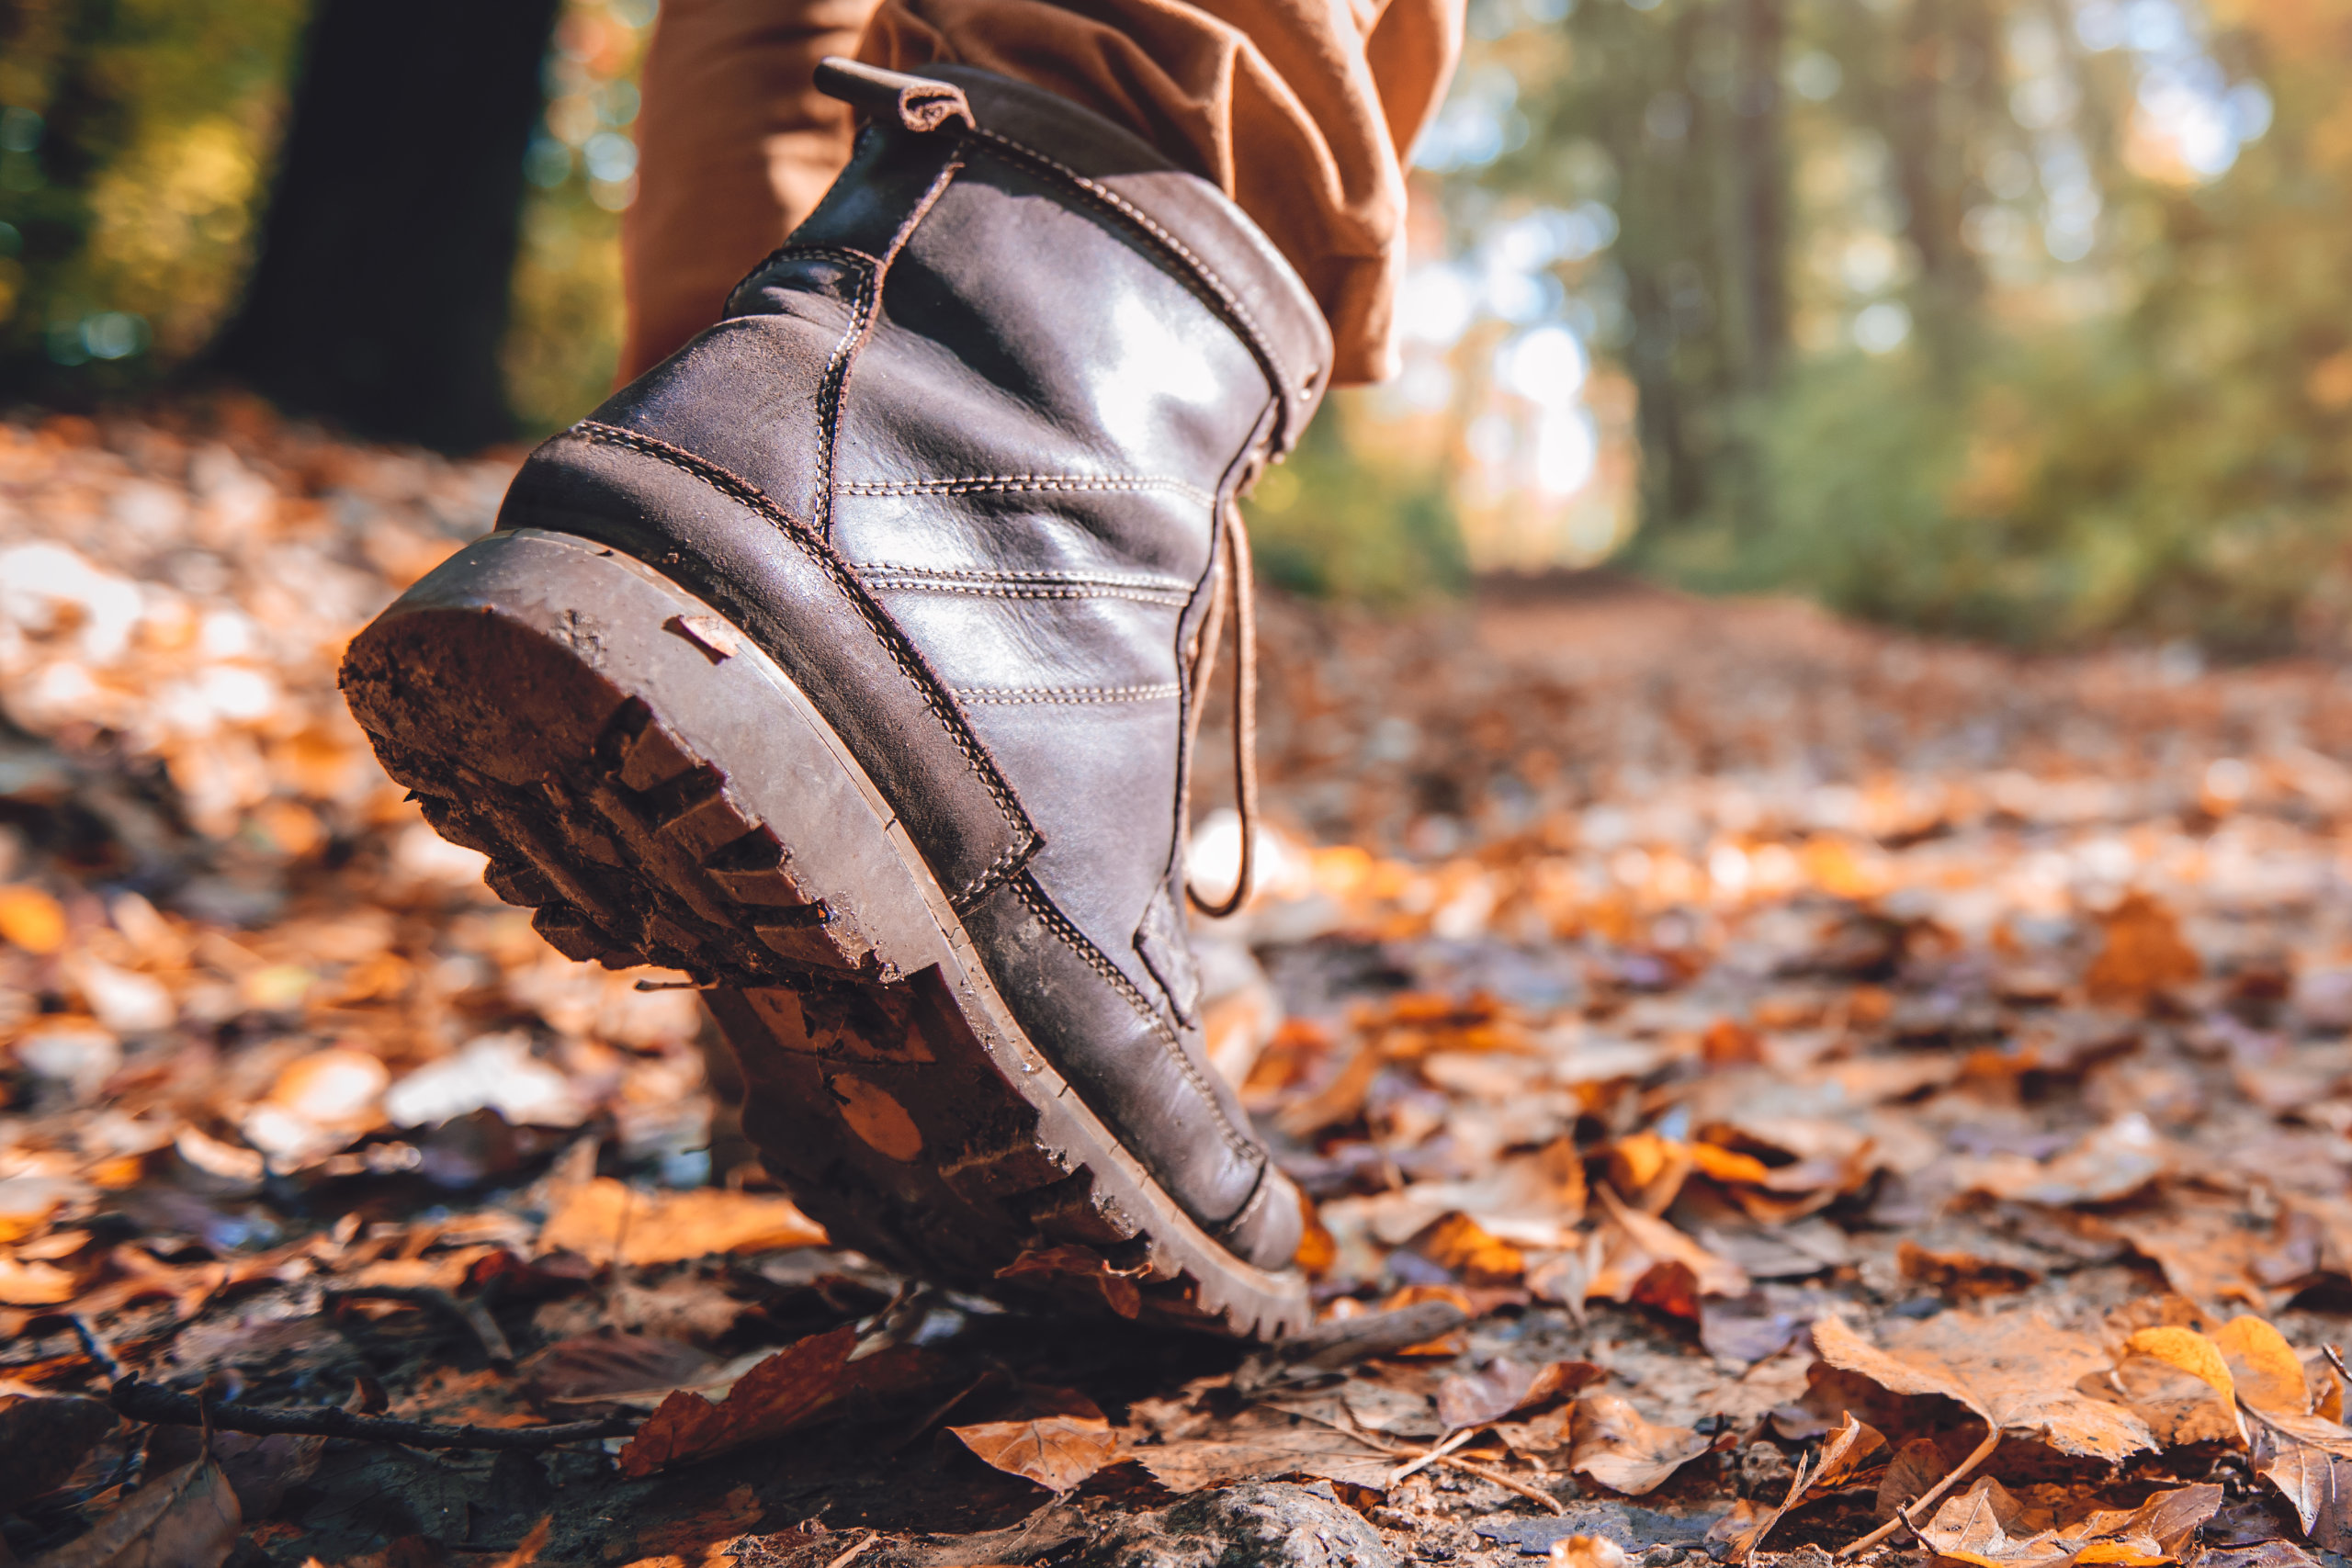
xmin=340 ymin=527 xmax=1309 ymax=1339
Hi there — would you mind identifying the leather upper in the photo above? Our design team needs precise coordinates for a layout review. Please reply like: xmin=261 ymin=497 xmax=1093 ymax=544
xmin=495 ymin=62 xmax=1328 ymax=1265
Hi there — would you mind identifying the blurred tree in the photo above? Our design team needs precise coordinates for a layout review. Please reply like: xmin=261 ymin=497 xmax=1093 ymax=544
xmin=0 ymin=0 xmax=306 ymax=397
xmin=209 ymin=0 xmax=561 ymax=451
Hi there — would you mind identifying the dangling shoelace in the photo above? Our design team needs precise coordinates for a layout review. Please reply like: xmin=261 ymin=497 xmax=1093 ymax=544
xmin=1184 ymin=505 xmax=1259 ymax=919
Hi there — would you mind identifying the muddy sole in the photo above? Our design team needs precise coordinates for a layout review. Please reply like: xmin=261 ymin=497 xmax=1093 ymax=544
xmin=340 ymin=527 xmax=1309 ymax=1338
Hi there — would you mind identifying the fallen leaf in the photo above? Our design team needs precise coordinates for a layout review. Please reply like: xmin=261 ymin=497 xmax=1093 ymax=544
xmin=0 ymin=1393 xmax=118 ymax=1511
xmin=615 ymin=1325 xmax=937 ymax=1476
xmin=1567 ymin=1392 xmax=1713 ymax=1495
xmin=2199 ymin=1545 xmax=2324 ymax=1568
xmin=0 ymin=1253 xmax=85 ymax=1305
xmin=1721 ymin=1411 xmax=1880 ymax=1561
xmin=952 ymin=1411 xmax=1120 ymax=1493
xmin=519 ymin=1330 xmax=721 ymax=1409
xmin=1917 ymin=1478 xmax=2222 ymax=1568
xmin=28 ymin=1454 xmax=241 ymax=1568
xmin=538 ymin=1179 xmax=827 ymax=1265
xmin=2110 ymin=1190 xmax=2301 ymax=1311
xmin=1701 ymin=1292 xmax=1808 ymax=1365
xmin=1591 ymin=1188 xmax=1748 ymax=1307
xmin=2213 ymin=1315 xmax=2312 ymax=1416
xmin=2111 ymin=1327 xmax=2245 ymax=1448
xmin=1550 ymin=1536 xmax=1630 ymax=1568
xmin=1434 ymin=1358 xmax=1603 ymax=1429
xmin=1897 ymin=1241 xmax=2041 ymax=1302
xmin=1812 ymin=1311 xmax=2156 ymax=1463
xmin=1915 ymin=1477 xmax=2041 ymax=1567
xmin=1955 ymin=1117 xmax=2168 ymax=1206
xmin=1402 ymin=1213 xmax=1527 ymax=1288
xmin=0 ymin=885 xmax=67 ymax=954
xmin=2086 ymin=894 xmax=2200 ymax=1005
xmin=209 ymin=1427 xmax=325 ymax=1519
xmin=1125 ymin=1404 xmax=1396 ymax=1492
xmin=2125 ymin=1324 xmax=2239 ymax=1394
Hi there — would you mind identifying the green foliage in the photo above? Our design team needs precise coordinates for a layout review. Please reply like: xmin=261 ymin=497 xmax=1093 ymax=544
xmin=1243 ymin=392 xmax=1470 ymax=604
xmin=500 ymin=0 xmax=650 ymax=435
xmin=1450 ymin=0 xmax=2352 ymax=649
xmin=0 ymin=0 xmax=307 ymax=392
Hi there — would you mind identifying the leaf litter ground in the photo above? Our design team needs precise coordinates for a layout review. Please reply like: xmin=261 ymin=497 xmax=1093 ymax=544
xmin=10 ymin=407 xmax=2352 ymax=1568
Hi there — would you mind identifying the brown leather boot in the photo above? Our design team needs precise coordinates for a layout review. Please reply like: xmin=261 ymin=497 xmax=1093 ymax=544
xmin=341 ymin=61 xmax=1322 ymax=1337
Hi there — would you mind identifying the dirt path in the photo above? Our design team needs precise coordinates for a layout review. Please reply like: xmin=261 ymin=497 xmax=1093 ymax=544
xmin=6 ymin=408 xmax=2352 ymax=1568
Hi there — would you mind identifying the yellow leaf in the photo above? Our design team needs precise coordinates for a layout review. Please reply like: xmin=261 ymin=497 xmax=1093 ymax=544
xmin=2212 ymin=1315 xmax=2311 ymax=1416
xmin=1689 ymin=1142 xmax=1774 ymax=1186
xmin=0 ymin=886 xmax=65 ymax=955
xmin=2123 ymin=1326 xmax=2235 ymax=1403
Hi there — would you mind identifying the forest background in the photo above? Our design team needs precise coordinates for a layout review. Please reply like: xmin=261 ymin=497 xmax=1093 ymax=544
xmin=0 ymin=0 xmax=2342 ymax=652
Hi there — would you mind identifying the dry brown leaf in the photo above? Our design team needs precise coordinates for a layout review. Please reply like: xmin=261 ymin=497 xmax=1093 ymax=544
xmin=537 ymin=1179 xmax=826 ymax=1265
xmin=1917 ymin=1478 xmax=2222 ymax=1568
xmin=1566 ymin=1392 xmax=1712 ymax=1496
xmin=1955 ymin=1117 xmax=2168 ymax=1206
xmin=615 ymin=1325 xmax=936 ymax=1476
xmin=1590 ymin=1187 xmax=1747 ymax=1307
xmin=1433 ymin=1358 xmax=1602 ymax=1430
xmin=2195 ymin=1315 xmax=2352 ymax=1539
xmin=1273 ymin=1037 xmax=1382 ymax=1138
xmin=1897 ymin=1241 xmax=2042 ymax=1302
xmin=0 ymin=1393 xmax=118 ymax=1512
xmin=1721 ymin=1411 xmax=1880 ymax=1561
xmin=518 ymin=1330 xmax=720 ymax=1409
xmin=951 ymin=1411 xmax=1121 ymax=1494
xmin=2199 ymin=1546 xmax=2324 ymax=1568
xmin=2111 ymin=1333 xmax=2245 ymax=1448
xmin=0 ymin=1254 xmax=85 ymax=1305
xmin=1812 ymin=1311 xmax=2156 ymax=1462
xmin=2109 ymin=1192 xmax=2301 ymax=1311
xmin=2085 ymin=894 xmax=2201 ymax=1004
xmin=1124 ymin=1404 xmax=1396 ymax=1493
xmin=27 ymin=1454 xmax=241 ymax=1568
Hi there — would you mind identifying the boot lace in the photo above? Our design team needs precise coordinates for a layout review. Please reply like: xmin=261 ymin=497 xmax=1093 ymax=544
xmin=1184 ymin=505 xmax=1260 ymax=919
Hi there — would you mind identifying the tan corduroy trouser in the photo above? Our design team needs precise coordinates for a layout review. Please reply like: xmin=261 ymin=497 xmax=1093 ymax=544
xmin=620 ymin=0 xmax=1464 ymax=389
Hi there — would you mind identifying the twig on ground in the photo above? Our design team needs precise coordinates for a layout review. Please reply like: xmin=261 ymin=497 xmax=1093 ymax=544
xmin=1433 ymin=1453 xmax=1565 ymax=1514
xmin=68 ymin=1314 xmax=126 ymax=1382
xmin=823 ymin=1529 xmax=882 ymax=1568
xmin=109 ymin=1376 xmax=632 ymax=1450
xmin=1838 ymin=1425 xmax=1999 ymax=1558
xmin=1387 ymin=1424 xmax=1483 ymax=1486
xmin=324 ymin=1284 xmax=514 ymax=1367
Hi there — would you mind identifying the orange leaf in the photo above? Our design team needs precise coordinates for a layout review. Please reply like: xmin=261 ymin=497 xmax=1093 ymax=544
xmin=2123 ymin=1326 xmax=2235 ymax=1403
xmin=951 ymin=1414 xmax=1120 ymax=1493
xmin=615 ymin=1326 xmax=935 ymax=1476
xmin=2212 ymin=1315 xmax=2311 ymax=1416
xmin=2085 ymin=893 xmax=2200 ymax=1004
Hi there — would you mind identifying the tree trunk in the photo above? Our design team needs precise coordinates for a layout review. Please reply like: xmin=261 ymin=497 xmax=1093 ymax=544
xmin=1726 ymin=0 xmax=1788 ymax=388
xmin=209 ymin=0 xmax=560 ymax=452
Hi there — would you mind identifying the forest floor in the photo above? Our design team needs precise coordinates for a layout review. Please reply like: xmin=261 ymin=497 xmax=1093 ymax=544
xmin=9 ymin=404 xmax=2352 ymax=1568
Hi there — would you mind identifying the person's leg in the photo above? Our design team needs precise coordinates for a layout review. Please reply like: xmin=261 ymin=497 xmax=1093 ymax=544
xmin=621 ymin=0 xmax=884 ymax=380
xmin=856 ymin=0 xmax=1463 ymax=384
